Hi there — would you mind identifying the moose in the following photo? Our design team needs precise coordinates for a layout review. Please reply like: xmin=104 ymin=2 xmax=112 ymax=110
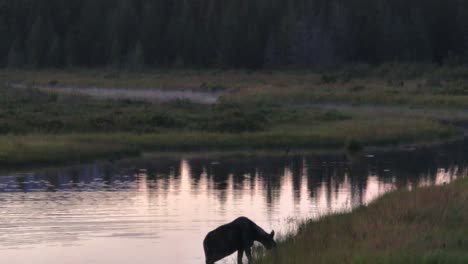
xmin=203 ymin=217 xmax=276 ymax=264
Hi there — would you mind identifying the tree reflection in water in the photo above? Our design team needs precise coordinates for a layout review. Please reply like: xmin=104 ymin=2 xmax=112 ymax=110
xmin=0 ymin=140 xmax=467 ymax=264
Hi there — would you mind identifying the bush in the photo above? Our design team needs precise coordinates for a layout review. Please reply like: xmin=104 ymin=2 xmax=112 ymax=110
xmin=199 ymin=83 xmax=227 ymax=91
xmin=43 ymin=119 xmax=65 ymax=133
xmin=89 ymin=116 xmax=116 ymax=131
xmin=438 ymin=86 xmax=468 ymax=96
xmin=345 ymin=138 xmax=363 ymax=153
xmin=209 ymin=101 xmax=269 ymax=132
xmin=0 ymin=122 xmax=10 ymax=134
xmin=148 ymin=113 xmax=179 ymax=128
xmin=340 ymin=63 xmax=373 ymax=79
xmin=350 ymin=85 xmax=366 ymax=92
xmin=318 ymin=110 xmax=351 ymax=121
xmin=321 ymin=74 xmax=338 ymax=84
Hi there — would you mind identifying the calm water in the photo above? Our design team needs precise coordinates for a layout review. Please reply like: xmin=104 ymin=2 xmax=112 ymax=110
xmin=1 ymin=141 xmax=468 ymax=264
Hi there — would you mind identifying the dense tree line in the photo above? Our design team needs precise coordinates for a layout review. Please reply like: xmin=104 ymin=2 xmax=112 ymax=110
xmin=1 ymin=0 xmax=468 ymax=69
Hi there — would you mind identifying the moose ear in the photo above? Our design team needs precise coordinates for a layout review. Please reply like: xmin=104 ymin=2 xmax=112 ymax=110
xmin=270 ymin=230 xmax=275 ymax=238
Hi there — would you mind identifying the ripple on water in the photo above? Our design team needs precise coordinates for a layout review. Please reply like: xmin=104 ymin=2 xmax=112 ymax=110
xmin=1 ymin=144 xmax=468 ymax=263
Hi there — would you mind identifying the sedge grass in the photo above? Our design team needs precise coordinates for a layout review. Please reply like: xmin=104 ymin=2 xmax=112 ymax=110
xmin=0 ymin=118 xmax=457 ymax=166
xmin=0 ymin=68 xmax=465 ymax=166
xmin=4 ymin=67 xmax=468 ymax=108
xmin=254 ymin=177 xmax=468 ymax=264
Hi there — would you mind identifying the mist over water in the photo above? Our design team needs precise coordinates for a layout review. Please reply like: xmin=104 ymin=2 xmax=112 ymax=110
xmin=36 ymin=86 xmax=225 ymax=104
xmin=0 ymin=140 xmax=467 ymax=264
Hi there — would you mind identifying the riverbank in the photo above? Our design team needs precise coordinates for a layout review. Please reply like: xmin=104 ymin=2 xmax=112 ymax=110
xmin=0 ymin=118 xmax=456 ymax=167
xmin=253 ymin=176 xmax=468 ymax=264
xmin=0 ymin=67 xmax=467 ymax=166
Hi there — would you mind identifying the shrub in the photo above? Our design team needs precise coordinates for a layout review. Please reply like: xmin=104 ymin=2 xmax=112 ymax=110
xmin=340 ymin=63 xmax=372 ymax=79
xmin=148 ymin=113 xmax=179 ymax=128
xmin=350 ymin=85 xmax=366 ymax=92
xmin=318 ymin=110 xmax=351 ymax=121
xmin=89 ymin=116 xmax=115 ymax=131
xmin=210 ymin=101 xmax=268 ymax=132
xmin=199 ymin=83 xmax=227 ymax=91
xmin=321 ymin=74 xmax=338 ymax=84
xmin=439 ymin=86 xmax=468 ymax=96
xmin=43 ymin=119 xmax=65 ymax=133
xmin=345 ymin=138 xmax=363 ymax=153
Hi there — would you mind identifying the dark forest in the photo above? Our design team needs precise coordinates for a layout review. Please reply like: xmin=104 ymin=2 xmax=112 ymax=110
xmin=2 ymin=0 xmax=468 ymax=69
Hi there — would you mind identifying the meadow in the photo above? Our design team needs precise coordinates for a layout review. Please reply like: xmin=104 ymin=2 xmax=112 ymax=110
xmin=0 ymin=64 xmax=467 ymax=166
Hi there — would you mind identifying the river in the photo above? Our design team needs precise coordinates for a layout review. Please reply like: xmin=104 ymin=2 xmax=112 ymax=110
xmin=0 ymin=140 xmax=467 ymax=263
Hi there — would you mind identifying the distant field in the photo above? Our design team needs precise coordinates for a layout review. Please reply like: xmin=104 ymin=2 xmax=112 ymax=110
xmin=3 ymin=65 xmax=468 ymax=107
xmin=0 ymin=66 xmax=467 ymax=165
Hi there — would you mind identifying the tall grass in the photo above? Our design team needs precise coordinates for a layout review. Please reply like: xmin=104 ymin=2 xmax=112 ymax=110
xmin=0 ymin=118 xmax=456 ymax=166
xmin=0 ymin=67 xmax=465 ymax=165
xmin=254 ymin=177 xmax=468 ymax=264
xmin=0 ymin=135 xmax=137 ymax=166
xmin=4 ymin=66 xmax=468 ymax=108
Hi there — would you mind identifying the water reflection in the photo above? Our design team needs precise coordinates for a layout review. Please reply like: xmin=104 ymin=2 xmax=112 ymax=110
xmin=1 ymin=140 xmax=468 ymax=264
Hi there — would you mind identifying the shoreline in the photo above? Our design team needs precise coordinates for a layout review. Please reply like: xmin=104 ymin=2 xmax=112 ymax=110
xmin=0 ymin=130 xmax=463 ymax=172
xmin=253 ymin=176 xmax=468 ymax=263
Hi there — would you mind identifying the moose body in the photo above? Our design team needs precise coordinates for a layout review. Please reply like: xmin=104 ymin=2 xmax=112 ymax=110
xmin=203 ymin=217 xmax=276 ymax=264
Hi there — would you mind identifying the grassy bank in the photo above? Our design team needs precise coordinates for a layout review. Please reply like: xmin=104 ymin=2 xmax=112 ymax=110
xmin=0 ymin=117 xmax=455 ymax=166
xmin=254 ymin=177 xmax=468 ymax=264
xmin=4 ymin=65 xmax=468 ymax=108
xmin=0 ymin=67 xmax=467 ymax=166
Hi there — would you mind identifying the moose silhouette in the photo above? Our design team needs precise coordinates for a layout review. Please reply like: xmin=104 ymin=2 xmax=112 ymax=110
xmin=203 ymin=217 xmax=276 ymax=264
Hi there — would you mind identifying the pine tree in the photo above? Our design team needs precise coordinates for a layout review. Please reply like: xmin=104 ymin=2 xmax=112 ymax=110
xmin=264 ymin=32 xmax=280 ymax=68
xmin=78 ymin=0 xmax=107 ymax=66
xmin=377 ymin=1 xmax=406 ymax=61
xmin=275 ymin=3 xmax=297 ymax=66
xmin=26 ymin=16 xmax=49 ymax=67
xmin=47 ymin=35 xmax=62 ymax=67
xmin=140 ymin=2 xmax=164 ymax=67
xmin=65 ymin=32 xmax=78 ymax=67
xmin=127 ymin=40 xmax=145 ymax=70
xmin=329 ymin=1 xmax=353 ymax=64
xmin=299 ymin=14 xmax=335 ymax=68
xmin=1 ymin=0 xmax=468 ymax=68
xmin=107 ymin=0 xmax=137 ymax=68
xmin=0 ymin=18 xmax=8 ymax=67
xmin=408 ymin=7 xmax=432 ymax=61
xmin=110 ymin=39 xmax=122 ymax=67
xmin=173 ymin=53 xmax=185 ymax=69
xmin=7 ymin=38 xmax=24 ymax=68
xmin=458 ymin=0 xmax=468 ymax=64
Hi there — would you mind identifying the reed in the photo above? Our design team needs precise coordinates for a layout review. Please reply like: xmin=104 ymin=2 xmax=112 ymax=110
xmin=254 ymin=177 xmax=468 ymax=264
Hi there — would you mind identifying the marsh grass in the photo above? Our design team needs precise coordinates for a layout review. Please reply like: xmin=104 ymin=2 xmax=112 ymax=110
xmin=5 ymin=67 xmax=468 ymax=108
xmin=0 ymin=118 xmax=455 ymax=166
xmin=253 ymin=177 xmax=468 ymax=264
xmin=0 ymin=67 xmax=465 ymax=165
xmin=231 ymin=79 xmax=468 ymax=108
xmin=0 ymin=134 xmax=137 ymax=166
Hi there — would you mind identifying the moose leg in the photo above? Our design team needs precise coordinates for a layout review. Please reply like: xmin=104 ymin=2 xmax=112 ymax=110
xmin=237 ymin=249 xmax=244 ymax=264
xmin=245 ymin=247 xmax=252 ymax=264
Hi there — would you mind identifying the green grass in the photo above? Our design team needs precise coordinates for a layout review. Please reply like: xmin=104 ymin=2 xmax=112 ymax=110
xmin=1 ymin=67 xmax=466 ymax=261
xmin=0 ymin=134 xmax=137 ymax=166
xmin=0 ymin=118 xmax=456 ymax=166
xmin=253 ymin=177 xmax=468 ymax=264
xmin=5 ymin=65 xmax=468 ymax=108
xmin=0 ymin=66 xmax=467 ymax=165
